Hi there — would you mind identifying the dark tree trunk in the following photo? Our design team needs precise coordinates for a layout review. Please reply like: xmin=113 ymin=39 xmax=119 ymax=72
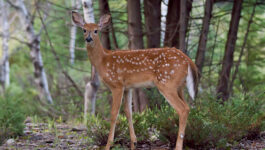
xmin=164 ymin=0 xmax=192 ymax=52
xmin=144 ymin=0 xmax=161 ymax=48
xmin=99 ymin=0 xmax=111 ymax=50
xmin=229 ymin=1 xmax=256 ymax=94
xmin=179 ymin=0 xmax=186 ymax=51
xmin=216 ymin=0 xmax=243 ymax=101
xmin=195 ymin=0 xmax=214 ymax=82
xmin=208 ymin=19 xmax=220 ymax=84
xmin=128 ymin=0 xmax=144 ymax=49
xmin=164 ymin=0 xmax=180 ymax=48
xmin=127 ymin=0 xmax=148 ymax=112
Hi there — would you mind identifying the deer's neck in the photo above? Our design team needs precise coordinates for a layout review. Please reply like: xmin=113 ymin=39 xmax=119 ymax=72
xmin=86 ymin=39 xmax=107 ymax=70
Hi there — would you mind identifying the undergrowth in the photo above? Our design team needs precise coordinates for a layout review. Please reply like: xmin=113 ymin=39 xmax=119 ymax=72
xmin=0 ymin=87 xmax=26 ymax=145
xmin=85 ymin=87 xmax=265 ymax=149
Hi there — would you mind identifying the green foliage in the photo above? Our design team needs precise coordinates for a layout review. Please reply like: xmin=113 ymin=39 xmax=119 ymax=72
xmin=0 ymin=88 xmax=26 ymax=144
xmin=145 ymin=90 xmax=265 ymax=149
xmin=86 ymin=112 xmax=150 ymax=147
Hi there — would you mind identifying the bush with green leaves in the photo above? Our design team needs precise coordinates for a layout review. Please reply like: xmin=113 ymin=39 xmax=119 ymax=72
xmin=146 ymin=88 xmax=265 ymax=149
xmin=0 ymin=88 xmax=26 ymax=145
xmin=86 ymin=112 xmax=150 ymax=147
xmin=85 ymin=86 xmax=264 ymax=149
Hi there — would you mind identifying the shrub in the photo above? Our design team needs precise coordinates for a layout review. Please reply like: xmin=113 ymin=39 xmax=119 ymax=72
xmin=85 ymin=87 xmax=264 ymax=149
xmin=146 ymin=90 xmax=265 ymax=149
xmin=86 ymin=112 xmax=150 ymax=147
xmin=0 ymin=88 xmax=26 ymax=145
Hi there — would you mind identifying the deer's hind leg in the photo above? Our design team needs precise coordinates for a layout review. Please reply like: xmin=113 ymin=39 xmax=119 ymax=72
xmin=156 ymin=83 xmax=190 ymax=150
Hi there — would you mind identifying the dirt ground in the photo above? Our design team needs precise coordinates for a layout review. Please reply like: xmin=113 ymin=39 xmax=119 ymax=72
xmin=0 ymin=122 xmax=264 ymax=150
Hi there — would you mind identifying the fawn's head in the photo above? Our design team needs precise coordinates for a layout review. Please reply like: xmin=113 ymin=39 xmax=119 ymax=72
xmin=72 ymin=11 xmax=111 ymax=46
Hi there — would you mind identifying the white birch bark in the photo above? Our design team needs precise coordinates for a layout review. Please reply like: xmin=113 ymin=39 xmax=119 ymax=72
xmin=69 ymin=0 xmax=81 ymax=64
xmin=0 ymin=0 xmax=10 ymax=90
xmin=160 ymin=0 xmax=168 ymax=46
xmin=15 ymin=0 xmax=53 ymax=103
xmin=82 ymin=0 xmax=95 ymax=23
xmin=82 ymin=0 xmax=100 ymax=118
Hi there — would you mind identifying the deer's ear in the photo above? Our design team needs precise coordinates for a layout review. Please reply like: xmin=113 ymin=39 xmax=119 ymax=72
xmin=98 ymin=14 xmax=111 ymax=30
xmin=72 ymin=11 xmax=85 ymax=28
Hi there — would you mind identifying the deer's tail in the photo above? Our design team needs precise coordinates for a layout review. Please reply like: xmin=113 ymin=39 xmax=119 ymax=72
xmin=186 ymin=60 xmax=199 ymax=100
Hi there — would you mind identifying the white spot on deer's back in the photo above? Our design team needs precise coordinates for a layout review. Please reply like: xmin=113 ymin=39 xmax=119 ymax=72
xmin=117 ymin=68 xmax=122 ymax=73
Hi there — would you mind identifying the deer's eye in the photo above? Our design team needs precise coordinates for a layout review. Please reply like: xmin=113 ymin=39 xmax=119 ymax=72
xmin=83 ymin=29 xmax=87 ymax=33
xmin=94 ymin=30 xmax=98 ymax=34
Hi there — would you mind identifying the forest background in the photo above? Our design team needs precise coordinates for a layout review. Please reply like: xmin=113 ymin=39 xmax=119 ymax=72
xmin=0 ymin=0 xmax=264 ymax=149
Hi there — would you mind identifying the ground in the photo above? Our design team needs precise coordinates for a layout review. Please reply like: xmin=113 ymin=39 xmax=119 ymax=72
xmin=0 ymin=122 xmax=264 ymax=150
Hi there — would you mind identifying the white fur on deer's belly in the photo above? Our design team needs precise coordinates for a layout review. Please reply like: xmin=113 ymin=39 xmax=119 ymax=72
xmin=125 ymin=81 xmax=155 ymax=89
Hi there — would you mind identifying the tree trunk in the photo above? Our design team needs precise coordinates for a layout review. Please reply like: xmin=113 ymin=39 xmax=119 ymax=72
xmin=164 ymin=0 xmax=192 ymax=52
xmin=229 ymin=1 xmax=256 ymax=94
xmin=216 ymin=0 xmax=243 ymax=101
xmin=208 ymin=19 xmax=220 ymax=84
xmin=0 ymin=0 xmax=10 ymax=91
xmin=128 ymin=0 xmax=144 ymax=49
xmin=164 ymin=0 xmax=180 ymax=48
xmin=99 ymin=0 xmax=111 ymax=50
xmin=12 ymin=0 xmax=53 ymax=104
xmin=179 ymin=0 xmax=186 ymax=51
xmin=144 ymin=0 xmax=161 ymax=48
xmin=195 ymin=0 xmax=214 ymax=88
xmin=128 ymin=0 xmax=148 ymax=112
xmin=82 ymin=0 xmax=100 ymax=117
xmin=69 ymin=0 xmax=81 ymax=64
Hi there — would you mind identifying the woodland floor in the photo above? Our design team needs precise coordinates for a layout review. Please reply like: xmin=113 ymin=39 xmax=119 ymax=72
xmin=0 ymin=121 xmax=264 ymax=150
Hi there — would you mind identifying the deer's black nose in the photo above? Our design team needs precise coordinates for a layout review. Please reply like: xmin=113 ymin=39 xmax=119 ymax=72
xmin=86 ymin=36 xmax=93 ymax=42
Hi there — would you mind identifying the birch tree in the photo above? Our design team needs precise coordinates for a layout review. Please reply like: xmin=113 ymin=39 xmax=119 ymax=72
xmin=0 ymin=0 xmax=10 ymax=91
xmin=69 ymin=0 xmax=81 ymax=64
xmin=82 ymin=0 xmax=100 ymax=117
xmin=7 ymin=0 xmax=53 ymax=103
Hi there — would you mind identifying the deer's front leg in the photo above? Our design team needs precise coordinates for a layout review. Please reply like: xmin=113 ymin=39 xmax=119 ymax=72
xmin=105 ymin=88 xmax=124 ymax=150
xmin=124 ymin=89 xmax=137 ymax=149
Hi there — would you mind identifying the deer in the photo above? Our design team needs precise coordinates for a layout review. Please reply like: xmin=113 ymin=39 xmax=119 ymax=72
xmin=72 ymin=11 xmax=198 ymax=150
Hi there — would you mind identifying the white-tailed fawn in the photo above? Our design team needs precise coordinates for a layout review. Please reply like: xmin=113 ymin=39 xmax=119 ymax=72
xmin=72 ymin=11 xmax=198 ymax=150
